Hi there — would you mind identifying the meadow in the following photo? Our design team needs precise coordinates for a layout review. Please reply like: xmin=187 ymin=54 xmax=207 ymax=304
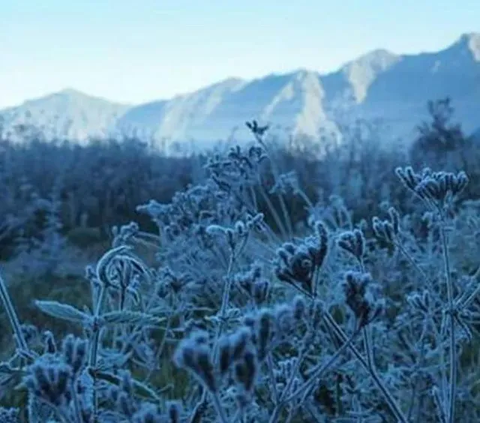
xmin=1 ymin=99 xmax=480 ymax=422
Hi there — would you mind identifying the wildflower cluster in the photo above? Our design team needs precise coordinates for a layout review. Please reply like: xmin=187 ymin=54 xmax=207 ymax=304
xmin=274 ymin=221 xmax=328 ymax=296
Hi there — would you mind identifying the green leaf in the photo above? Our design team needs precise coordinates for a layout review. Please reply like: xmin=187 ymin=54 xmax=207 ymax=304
xmin=34 ymin=300 xmax=89 ymax=323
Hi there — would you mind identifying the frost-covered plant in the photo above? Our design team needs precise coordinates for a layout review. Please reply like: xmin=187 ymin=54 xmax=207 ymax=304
xmin=2 ymin=119 xmax=480 ymax=423
xmin=12 ymin=186 xmax=69 ymax=279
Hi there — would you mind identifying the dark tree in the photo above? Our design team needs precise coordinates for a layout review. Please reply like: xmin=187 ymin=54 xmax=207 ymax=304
xmin=409 ymin=98 xmax=472 ymax=171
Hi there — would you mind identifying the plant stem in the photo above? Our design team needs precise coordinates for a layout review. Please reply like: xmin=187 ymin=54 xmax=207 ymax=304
xmin=0 ymin=272 xmax=29 ymax=353
xmin=324 ymin=313 xmax=408 ymax=423
xmin=440 ymin=222 xmax=456 ymax=423
xmin=211 ymin=392 xmax=228 ymax=423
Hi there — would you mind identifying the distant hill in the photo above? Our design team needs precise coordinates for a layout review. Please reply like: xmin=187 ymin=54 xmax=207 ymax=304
xmin=0 ymin=89 xmax=130 ymax=144
xmin=1 ymin=32 xmax=479 ymax=151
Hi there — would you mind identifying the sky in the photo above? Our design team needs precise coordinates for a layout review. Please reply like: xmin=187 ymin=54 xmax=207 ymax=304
xmin=1 ymin=0 xmax=479 ymax=109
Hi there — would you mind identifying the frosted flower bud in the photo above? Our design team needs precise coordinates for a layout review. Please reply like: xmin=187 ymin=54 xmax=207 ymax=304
xmin=338 ymin=229 xmax=365 ymax=261
xmin=276 ymin=248 xmax=290 ymax=265
xmin=217 ymin=336 xmax=232 ymax=376
xmin=61 ymin=334 xmax=87 ymax=375
xmin=20 ymin=324 xmax=39 ymax=345
xmin=453 ymin=171 xmax=468 ymax=195
xmin=407 ymin=290 xmax=430 ymax=314
xmin=292 ymin=295 xmax=307 ymax=321
xmin=231 ymin=327 xmax=251 ymax=362
xmin=167 ymin=400 xmax=182 ymax=423
xmin=289 ymin=250 xmax=314 ymax=286
xmin=253 ymin=279 xmax=269 ymax=304
xmin=388 ymin=207 xmax=400 ymax=234
xmin=42 ymin=331 xmax=57 ymax=355
xmin=257 ymin=310 xmax=273 ymax=361
xmin=274 ymin=304 xmax=295 ymax=334
xmin=23 ymin=354 xmax=73 ymax=407
xmin=372 ymin=217 xmax=395 ymax=245
xmin=395 ymin=166 xmax=421 ymax=193
xmin=195 ymin=345 xmax=217 ymax=392
xmin=416 ymin=178 xmax=443 ymax=202
xmin=173 ymin=334 xmax=217 ymax=392
xmin=343 ymin=272 xmax=377 ymax=328
xmin=234 ymin=221 xmax=247 ymax=237
xmin=234 ymin=349 xmax=257 ymax=393
xmin=173 ymin=342 xmax=196 ymax=371
xmin=313 ymin=220 xmax=329 ymax=267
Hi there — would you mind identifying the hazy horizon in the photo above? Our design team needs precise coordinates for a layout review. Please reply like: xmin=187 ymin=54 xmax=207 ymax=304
xmin=2 ymin=0 xmax=479 ymax=109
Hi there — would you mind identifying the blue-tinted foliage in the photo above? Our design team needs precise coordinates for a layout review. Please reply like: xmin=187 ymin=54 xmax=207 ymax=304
xmin=0 ymin=110 xmax=480 ymax=422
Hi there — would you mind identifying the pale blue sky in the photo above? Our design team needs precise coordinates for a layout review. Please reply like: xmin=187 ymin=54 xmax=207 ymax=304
xmin=1 ymin=0 xmax=478 ymax=108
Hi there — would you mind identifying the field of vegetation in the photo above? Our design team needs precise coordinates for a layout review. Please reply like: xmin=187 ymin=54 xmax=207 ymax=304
xmin=1 ymin=99 xmax=480 ymax=422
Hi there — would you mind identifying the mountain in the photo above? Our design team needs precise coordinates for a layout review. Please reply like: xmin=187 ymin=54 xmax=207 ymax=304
xmin=0 ymin=89 xmax=130 ymax=143
xmin=346 ymin=32 xmax=480 ymax=139
xmin=114 ymin=78 xmax=247 ymax=148
xmin=1 ymin=32 xmax=479 ymax=150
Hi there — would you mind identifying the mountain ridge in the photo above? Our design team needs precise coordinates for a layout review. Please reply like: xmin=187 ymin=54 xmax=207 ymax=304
xmin=1 ymin=32 xmax=479 ymax=150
